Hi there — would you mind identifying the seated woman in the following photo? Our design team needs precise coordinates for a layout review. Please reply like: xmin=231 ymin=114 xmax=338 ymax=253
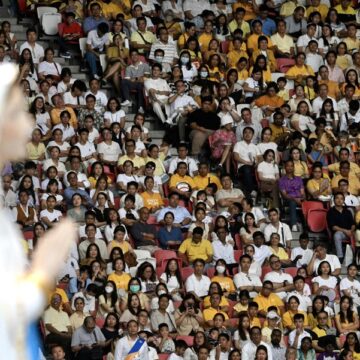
xmin=159 ymin=258 xmax=184 ymax=301
xmin=40 ymin=179 xmax=63 ymax=210
xmin=107 ymin=225 xmax=135 ymax=256
xmin=89 ymin=259 xmax=107 ymax=288
xmin=90 ymin=175 xmax=114 ymax=207
xmin=107 ymin=257 xmax=131 ymax=293
xmin=241 ymin=197 xmax=266 ymax=230
xmin=120 ymin=277 xmax=150 ymax=312
xmin=312 ymin=261 xmax=338 ymax=296
xmin=67 ymin=193 xmax=87 ymax=224
xmin=256 ymin=148 xmax=280 ymax=209
xmin=306 ymin=138 xmax=328 ymax=170
xmin=244 ymin=244 xmax=262 ymax=276
xmin=285 ymin=52 xmax=315 ymax=86
xmin=306 ymin=162 xmax=332 ymax=201
xmin=203 ymin=282 xmax=230 ymax=312
xmin=136 ymin=261 xmax=159 ymax=297
xmin=119 ymin=293 xmax=141 ymax=328
xmin=101 ymin=312 xmax=121 ymax=355
xmin=267 ymin=233 xmax=292 ymax=266
xmin=140 ymin=175 xmax=164 ymax=214
xmin=174 ymin=294 xmax=205 ymax=336
xmin=38 ymin=47 xmax=62 ymax=82
xmin=290 ymin=101 xmax=315 ymax=139
xmin=81 ymin=243 xmax=106 ymax=267
xmin=210 ymin=259 xmax=236 ymax=298
xmin=150 ymin=294 xmax=177 ymax=334
xmin=290 ymin=147 xmax=309 ymax=179
xmin=243 ymin=65 xmax=266 ymax=103
xmin=210 ymin=113 xmax=236 ymax=173
xmin=335 ymin=296 xmax=360 ymax=336
xmin=342 ymin=332 xmax=360 ymax=359
xmin=282 ymin=296 xmax=310 ymax=332
xmin=253 ymin=82 xmax=284 ymax=118
xmin=157 ymin=211 xmax=183 ymax=249
xmin=150 ymin=283 xmax=175 ymax=312
xmin=187 ymin=206 xmax=211 ymax=241
xmin=239 ymin=212 xmax=260 ymax=246
xmin=98 ymin=280 xmax=121 ymax=319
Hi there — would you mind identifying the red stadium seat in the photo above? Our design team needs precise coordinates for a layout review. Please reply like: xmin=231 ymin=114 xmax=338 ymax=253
xmin=235 ymin=233 xmax=242 ymax=250
xmin=181 ymin=267 xmax=194 ymax=281
xmin=307 ymin=209 xmax=328 ymax=233
xmin=159 ymin=354 xmax=170 ymax=360
xmin=284 ymin=267 xmax=298 ymax=278
xmin=234 ymin=250 xmax=243 ymax=262
xmin=277 ymin=58 xmax=295 ymax=73
xmin=206 ymin=267 xmax=216 ymax=278
xmin=23 ymin=230 xmax=33 ymax=240
xmin=301 ymin=201 xmax=324 ymax=220
xmin=153 ymin=250 xmax=177 ymax=265
xmin=176 ymin=335 xmax=194 ymax=346
xmin=261 ymin=266 xmax=272 ymax=281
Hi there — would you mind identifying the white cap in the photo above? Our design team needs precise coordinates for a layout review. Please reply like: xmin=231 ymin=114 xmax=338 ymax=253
xmin=266 ymin=311 xmax=280 ymax=320
xmin=221 ymin=113 xmax=233 ymax=127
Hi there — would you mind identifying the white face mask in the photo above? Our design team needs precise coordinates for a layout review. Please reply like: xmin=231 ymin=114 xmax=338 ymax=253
xmin=155 ymin=56 xmax=163 ymax=63
xmin=200 ymin=71 xmax=208 ymax=78
xmin=158 ymin=290 xmax=167 ymax=296
xmin=105 ymin=286 xmax=113 ymax=294
xmin=216 ymin=265 xmax=226 ymax=274
xmin=181 ymin=56 xmax=190 ymax=64
xmin=85 ymin=294 xmax=94 ymax=300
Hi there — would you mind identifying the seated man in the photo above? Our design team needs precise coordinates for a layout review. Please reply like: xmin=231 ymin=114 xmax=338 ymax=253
xmin=121 ymin=49 xmax=150 ymax=112
xmin=307 ymin=242 xmax=341 ymax=276
xmin=130 ymin=16 xmax=156 ymax=56
xmin=215 ymin=173 xmax=244 ymax=213
xmin=179 ymin=227 xmax=213 ymax=265
xmin=185 ymin=258 xmax=211 ymax=301
xmin=169 ymin=161 xmax=198 ymax=200
xmin=43 ymin=294 xmax=72 ymax=355
xmin=331 ymin=160 xmax=360 ymax=195
xmin=144 ymin=63 xmax=171 ymax=123
xmin=78 ymin=224 xmax=108 ymax=260
xmin=168 ymin=143 xmax=199 ymax=177
xmin=85 ymin=22 xmax=110 ymax=79
xmin=253 ymin=280 xmax=285 ymax=316
xmin=312 ymin=311 xmax=339 ymax=353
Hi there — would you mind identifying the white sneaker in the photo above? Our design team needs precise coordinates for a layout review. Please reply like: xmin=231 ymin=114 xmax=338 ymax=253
xmin=291 ymin=225 xmax=298 ymax=232
xmin=138 ymin=106 xmax=144 ymax=113
xmin=121 ymin=100 xmax=132 ymax=106
xmin=94 ymin=74 xmax=101 ymax=80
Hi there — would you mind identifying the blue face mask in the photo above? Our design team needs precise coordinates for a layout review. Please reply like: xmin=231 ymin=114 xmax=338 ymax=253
xmin=130 ymin=284 xmax=141 ymax=293
xmin=181 ymin=56 xmax=190 ymax=64
xmin=155 ymin=56 xmax=163 ymax=63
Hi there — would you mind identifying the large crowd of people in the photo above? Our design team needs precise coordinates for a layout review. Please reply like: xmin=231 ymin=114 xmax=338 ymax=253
xmin=2 ymin=0 xmax=360 ymax=358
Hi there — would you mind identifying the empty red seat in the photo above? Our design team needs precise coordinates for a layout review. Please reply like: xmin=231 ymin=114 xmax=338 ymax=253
xmin=153 ymin=250 xmax=177 ymax=265
xmin=176 ymin=335 xmax=194 ymax=346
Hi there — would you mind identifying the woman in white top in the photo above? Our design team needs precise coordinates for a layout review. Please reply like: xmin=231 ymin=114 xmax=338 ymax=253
xmin=321 ymin=24 xmax=340 ymax=55
xmin=312 ymin=260 xmax=338 ymax=296
xmin=291 ymin=100 xmax=315 ymax=138
xmin=38 ymin=47 xmax=62 ymax=82
xmin=46 ymin=128 xmax=71 ymax=162
xmin=288 ymin=84 xmax=313 ymax=113
xmin=104 ymin=97 xmax=126 ymax=128
xmin=244 ymin=244 xmax=262 ymax=277
xmin=1 ymin=21 xmax=17 ymax=49
xmin=241 ymin=197 xmax=266 ymax=228
xmin=57 ymin=68 xmax=76 ymax=94
xmin=29 ymin=96 xmax=51 ymax=138
xmin=159 ymin=259 xmax=184 ymax=301
xmin=116 ymin=160 xmax=139 ymax=192
xmin=179 ymin=50 xmax=198 ymax=82
xmin=257 ymin=127 xmax=279 ymax=163
xmin=162 ymin=0 xmax=184 ymax=20
xmin=243 ymin=66 xmax=266 ymax=103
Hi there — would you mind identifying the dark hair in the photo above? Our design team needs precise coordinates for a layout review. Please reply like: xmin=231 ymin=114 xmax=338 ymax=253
xmin=136 ymin=261 xmax=157 ymax=282
xmin=127 ymin=293 xmax=141 ymax=315
xmin=339 ymin=295 xmax=354 ymax=324
xmin=103 ymin=311 xmax=120 ymax=331
xmin=343 ymin=332 xmax=360 ymax=353
xmin=164 ymin=258 xmax=183 ymax=286
xmin=237 ymin=312 xmax=250 ymax=341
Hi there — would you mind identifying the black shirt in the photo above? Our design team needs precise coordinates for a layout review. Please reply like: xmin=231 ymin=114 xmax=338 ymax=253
xmin=327 ymin=206 xmax=355 ymax=232
xmin=187 ymin=109 xmax=221 ymax=131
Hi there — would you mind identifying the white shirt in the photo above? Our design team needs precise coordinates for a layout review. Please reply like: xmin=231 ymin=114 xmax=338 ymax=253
xmin=313 ymin=254 xmax=341 ymax=275
xmin=312 ymin=96 xmax=338 ymax=115
xmin=57 ymin=78 xmax=75 ymax=94
xmin=86 ymin=29 xmax=110 ymax=51
xmin=43 ymin=159 xmax=66 ymax=174
xmin=114 ymin=336 xmax=149 ymax=360
xmin=257 ymin=161 xmax=279 ymax=180
xmin=264 ymin=270 xmax=293 ymax=299
xmin=183 ymin=0 xmax=208 ymax=17
xmin=118 ymin=208 xmax=139 ymax=220
xmin=291 ymin=246 xmax=313 ymax=267
xmin=38 ymin=61 xmax=62 ymax=77
xmin=212 ymin=240 xmax=235 ymax=264
xmin=287 ymin=291 xmax=312 ymax=312
xmin=144 ymin=77 xmax=171 ymax=103
xmin=253 ymin=245 xmax=272 ymax=265
xmin=52 ymin=124 xmax=76 ymax=142
xmin=233 ymin=271 xmax=262 ymax=298
xmin=339 ymin=110 xmax=360 ymax=132
xmin=40 ymin=208 xmax=62 ymax=226
xmin=263 ymin=222 xmax=292 ymax=246
xmin=168 ymin=156 xmax=198 ymax=177
xmin=242 ymin=341 xmax=273 ymax=360
xmin=305 ymin=53 xmax=324 ymax=73
xmin=312 ymin=275 xmax=338 ymax=289
xmin=297 ymin=34 xmax=324 ymax=50
xmin=19 ymin=41 xmax=44 ymax=64
xmin=209 ymin=348 xmax=231 ymax=360
xmin=104 ymin=110 xmax=125 ymax=125
xmin=63 ymin=91 xmax=85 ymax=107
xmin=78 ymin=224 xmax=103 ymax=239
xmin=97 ymin=141 xmax=122 ymax=162
xmin=63 ymin=171 xmax=90 ymax=190
xmin=233 ymin=141 xmax=260 ymax=168
xmin=289 ymin=329 xmax=312 ymax=349
xmin=340 ymin=277 xmax=360 ymax=305
xmin=75 ymin=141 xmax=96 ymax=159
xmin=85 ymin=90 xmax=108 ymax=113
xmin=185 ymin=273 xmax=211 ymax=298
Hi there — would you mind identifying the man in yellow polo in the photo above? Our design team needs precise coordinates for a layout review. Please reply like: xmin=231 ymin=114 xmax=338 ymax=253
xmin=179 ymin=227 xmax=213 ymax=265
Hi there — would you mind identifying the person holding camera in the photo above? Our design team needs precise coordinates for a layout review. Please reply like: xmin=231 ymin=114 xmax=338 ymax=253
xmin=71 ymin=316 xmax=106 ymax=360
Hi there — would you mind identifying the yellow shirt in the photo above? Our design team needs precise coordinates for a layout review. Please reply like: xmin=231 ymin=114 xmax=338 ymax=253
xmin=227 ymin=49 xmax=249 ymax=68
xmin=141 ymin=191 xmax=164 ymax=210
xmin=306 ymin=4 xmax=329 ymax=21
xmin=336 ymin=55 xmax=353 ymax=71
xmin=108 ymin=272 xmax=131 ymax=290
xmin=238 ymin=68 xmax=249 ymax=81
xmin=43 ymin=307 xmax=71 ymax=335
xmin=203 ymin=295 xmax=229 ymax=309
xmin=328 ymin=162 xmax=360 ymax=176
xmin=331 ymin=174 xmax=360 ymax=195
xmin=198 ymin=33 xmax=213 ymax=53
xmin=250 ymin=316 xmax=262 ymax=328
xmin=228 ymin=20 xmax=251 ymax=37
xmin=26 ymin=142 xmax=46 ymax=161
xmin=203 ymin=307 xmax=229 ymax=322
xmin=254 ymin=293 xmax=284 ymax=313
xmin=107 ymin=240 xmax=131 ymax=255
xmin=232 ymin=2 xmax=256 ymax=21
xmin=50 ymin=107 xmax=78 ymax=128
xmin=294 ymin=160 xmax=309 ymax=178
xmin=193 ymin=174 xmax=222 ymax=190
xmin=106 ymin=46 xmax=129 ymax=63
xmin=117 ymin=154 xmax=145 ymax=169
xmin=270 ymin=124 xmax=287 ymax=142
xmin=247 ymin=34 xmax=273 ymax=52
xmin=169 ymin=174 xmax=196 ymax=191
xmin=286 ymin=65 xmax=315 ymax=78
xmin=334 ymin=4 xmax=356 ymax=15
xmin=144 ymin=154 xmax=166 ymax=176
xmin=48 ymin=287 xmax=69 ymax=307
xmin=178 ymin=238 xmax=213 ymax=263
xmin=211 ymin=276 xmax=236 ymax=293
xmin=252 ymin=49 xmax=277 ymax=72
xmin=130 ymin=31 xmax=156 ymax=53
xmin=233 ymin=303 xmax=248 ymax=313
xmin=306 ymin=176 xmax=331 ymax=196
xmin=280 ymin=1 xmax=297 ymax=17
xmin=344 ymin=37 xmax=360 ymax=52
xmin=177 ymin=33 xmax=190 ymax=49
xmin=269 ymin=247 xmax=289 ymax=260
xmin=282 ymin=310 xmax=309 ymax=330
xmin=304 ymin=86 xmax=316 ymax=101
xmin=249 ymin=65 xmax=272 ymax=83
xmin=318 ymin=80 xmax=341 ymax=100
xmin=278 ymin=89 xmax=290 ymax=102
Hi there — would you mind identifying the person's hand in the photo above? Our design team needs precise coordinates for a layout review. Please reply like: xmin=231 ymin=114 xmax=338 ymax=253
xmin=294 ymin=254 xmax=302 ymax=262
xmin=296 ymin=328 xmax=302 ymax=336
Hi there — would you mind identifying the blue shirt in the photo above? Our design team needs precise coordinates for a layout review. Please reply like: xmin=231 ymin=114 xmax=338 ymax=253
xmin=83 ymin=16 xmax=108 ymax=34
xmin=256 ymin=17 xmax=276 ymax=36
xmin=156 ymin=206 xmax=191 ymax=228
xmin=158 ymin=226 xmax=183 ymax=249
xmin=63 ymin=187 xmax=93 ymax=207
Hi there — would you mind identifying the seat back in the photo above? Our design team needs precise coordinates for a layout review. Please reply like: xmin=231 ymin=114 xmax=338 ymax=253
xmin=284 ymin=267 xmax=298 ymax=278
xmin=176 ymin=335 xmax=194 ymax=346
xmin=261 ymin=266 xmax=272 ymax=281
xmin=181 ymin=266 xmax=194 ymax=281
xmin=307 ymin=208 xmax=328 ymax=233
xmin=301 ymin=201 xmax=324 ymax=220
xmin=153 ymin=250 xmax=177 ymax=265
xmin=42 ymin=13 xmax=62 ymax=36
xmin=99 ymin=53 xmax=107 ymax=73
xmin=79 ymin=37 xmax=87 ymax=57
xmin=37 ymin=6 xmax=57 ymax=21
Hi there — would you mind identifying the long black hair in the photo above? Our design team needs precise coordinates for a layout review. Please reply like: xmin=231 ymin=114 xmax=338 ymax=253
xmin=164 ymin=258 xmax=183 ymax=286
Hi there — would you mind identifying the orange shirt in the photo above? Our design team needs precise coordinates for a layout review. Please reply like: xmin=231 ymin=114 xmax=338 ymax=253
xmin=255 ymin=94 xmax=285 ymax=108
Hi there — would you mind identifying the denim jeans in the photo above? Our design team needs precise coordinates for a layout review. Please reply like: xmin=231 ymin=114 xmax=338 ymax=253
xmin=85 ymin=51 xmax=99 ymax=76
